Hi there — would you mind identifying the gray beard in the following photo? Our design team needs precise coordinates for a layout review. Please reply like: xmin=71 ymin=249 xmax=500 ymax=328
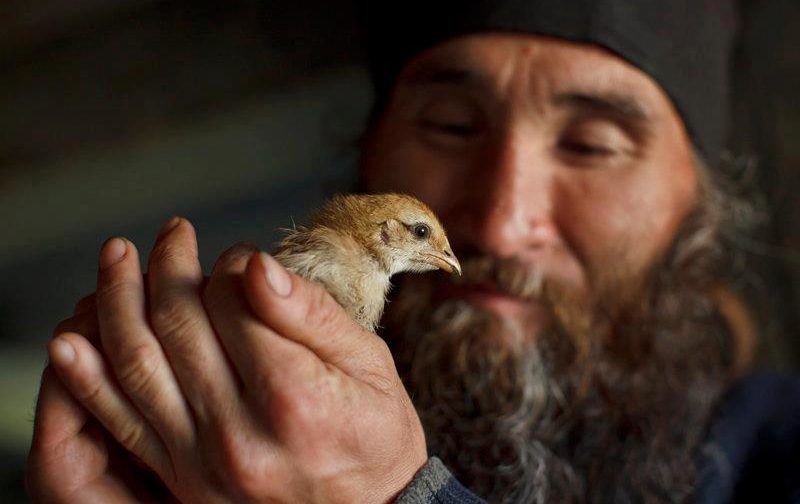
xmin=381 ymin=203 xmax=734 ymax=504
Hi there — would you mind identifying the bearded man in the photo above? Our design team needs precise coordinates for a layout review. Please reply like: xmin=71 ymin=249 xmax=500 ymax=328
xmin=26 ymin=0 xmax=800 ymax=503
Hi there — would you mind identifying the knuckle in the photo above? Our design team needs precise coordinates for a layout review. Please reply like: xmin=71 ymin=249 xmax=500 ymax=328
xmin=374 ymin=339 xmax=398 ymax=373
xmin=111 ymin=420 xmax=166 ymax=477
xmin=216 ymin=433 xmax=269 ymax=500
xmin=227 ymin=463 xmax=266 ymax=500
xmin=115 ymin=344 xmax=161 ymax=397
xmin=366 ymin=343 xmax=399 ymax=388
xmin=230 ymin=470 xmax=268 ymax=500
xmin=150 ymin=296 xmax=201 ymax=340
xmin=217 ymin=428 xmax=243 ymax=469
xmin=74 ymin=373 xmax=105 ymax=404
xmin=115 ymin=420 xmax=147 ymax=454
xmin=213 ymin=243 xmax=258 ymax=272
xmin=302 ymin=286 xmax=340 ymax=332
xmin=149 ymin=239 xmax=198 ymax=270
xmin=98 ymin=277 xmax=140 ymax=303
xmin=341 ymin=339 xmax=398 ymax=395
xmin=362 ymin=367 xmax=398 ymax=396
xmin=269 ymin=383 xmax=321 ymax=436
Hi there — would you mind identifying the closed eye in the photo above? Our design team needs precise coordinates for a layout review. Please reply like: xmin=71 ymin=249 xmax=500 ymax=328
xmin=421 ymin=119 xmax=480 ymax=138
xmin=557 ymin=117 xmax=637 ymax=165
xmin=559 ymin=139 xmax=616 ymax=157
xmin=417 ymin=95 xmax=485 ymax=143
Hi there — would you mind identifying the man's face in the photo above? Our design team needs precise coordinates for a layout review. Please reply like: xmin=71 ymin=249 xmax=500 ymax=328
xmin=361 ymin=34 xmax=733 ymax=503
xmin=361 ymin=33 xmax=699 ymax=339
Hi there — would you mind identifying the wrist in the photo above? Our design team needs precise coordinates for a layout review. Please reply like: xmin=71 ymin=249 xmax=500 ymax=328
xmin=378 ymin=450 xmax=430 ymax=504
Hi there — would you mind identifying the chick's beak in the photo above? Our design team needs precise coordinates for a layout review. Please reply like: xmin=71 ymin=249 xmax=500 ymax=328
xmin=427 ymin=246 xmax=461 ymax=276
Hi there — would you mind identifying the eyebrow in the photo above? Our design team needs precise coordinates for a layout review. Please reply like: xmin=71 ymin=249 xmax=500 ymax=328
xmin=401 ymin=64 xmax=653 ymax=128
xmin=553 ymin=92 xmax=650 ymax=123
xmin=401 ymin=64 xmax=493 ymax=91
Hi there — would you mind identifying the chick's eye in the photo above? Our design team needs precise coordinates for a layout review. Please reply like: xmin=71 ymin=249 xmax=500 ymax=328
xmin=413 ymin=224 xmax=430 ymax=240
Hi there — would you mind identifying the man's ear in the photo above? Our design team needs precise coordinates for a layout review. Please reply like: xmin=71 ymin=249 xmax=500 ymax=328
xmin=710 ymin=285 xmax=756 ymax=377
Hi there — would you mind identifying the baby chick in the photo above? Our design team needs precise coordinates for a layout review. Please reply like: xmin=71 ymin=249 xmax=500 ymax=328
xmin=274 ymin=193 xmax=460 ymax=332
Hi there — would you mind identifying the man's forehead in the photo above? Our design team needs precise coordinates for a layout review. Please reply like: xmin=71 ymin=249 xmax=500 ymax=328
xmin=397 ymin=34 xmax=662 ymax=120
xmin=360 ymin=0 xmax=737 ymax=162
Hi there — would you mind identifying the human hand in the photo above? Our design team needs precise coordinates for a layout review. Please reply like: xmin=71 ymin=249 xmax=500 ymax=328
xmin=45 ymin=218 xmax=428 ymax=503
xmin=26 ymin=297 xmax=175 ymax=504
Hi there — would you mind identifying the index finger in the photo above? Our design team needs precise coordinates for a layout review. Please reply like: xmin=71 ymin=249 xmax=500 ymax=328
xmin=95 ymin=237 xmax=194 ymax=444
xmin=146 ymin=218 xmax=239 ymax=425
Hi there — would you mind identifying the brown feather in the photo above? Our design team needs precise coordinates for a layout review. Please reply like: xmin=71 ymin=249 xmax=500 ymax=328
xmin=274 ymin=193 xmax=459 ymax=332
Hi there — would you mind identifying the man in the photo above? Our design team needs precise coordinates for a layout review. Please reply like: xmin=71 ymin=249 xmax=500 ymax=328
xmin=26 ymin=0 xmax=800 ymax=503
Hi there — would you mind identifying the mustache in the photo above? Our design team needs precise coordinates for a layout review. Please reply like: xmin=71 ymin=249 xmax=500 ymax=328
xmin=450 ymin=253 xmax=545 ymax=301
xmin=442 ymin=252 xmax=594 ymax=361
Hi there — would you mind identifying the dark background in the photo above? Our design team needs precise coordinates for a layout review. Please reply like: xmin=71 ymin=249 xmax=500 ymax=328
xmin=1 ymin=1 xmax=798 ymax=502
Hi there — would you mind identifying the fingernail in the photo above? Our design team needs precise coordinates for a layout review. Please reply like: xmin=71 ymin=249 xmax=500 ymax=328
xmin=261 ymin=252 xmax=292 ymax=297
xmin=158 ymin=216 xmax=182 ymax=238
xmin=49 ymin=338 xmax=75 ymax=366
xmin=99 ymin=237 xmax=127 ymax=269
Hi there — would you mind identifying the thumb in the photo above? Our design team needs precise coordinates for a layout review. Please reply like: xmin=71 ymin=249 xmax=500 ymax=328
xmin=243 ymin=252 xmax=394 ymax=380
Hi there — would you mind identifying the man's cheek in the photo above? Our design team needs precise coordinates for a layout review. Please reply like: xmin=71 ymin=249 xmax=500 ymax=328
xmin=559 ymin=208 xmax=649 ymax=297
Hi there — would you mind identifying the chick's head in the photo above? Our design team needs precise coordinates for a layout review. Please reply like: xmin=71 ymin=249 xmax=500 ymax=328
xmin=376 ymin=202 xmax=461 ymax=276
xmin=317 ymin=193 xmax=461 ymax=277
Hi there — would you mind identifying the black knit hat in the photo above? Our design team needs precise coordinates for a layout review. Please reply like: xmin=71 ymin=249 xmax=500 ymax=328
xmin=360 ymin=0 xmax=738 ymax=163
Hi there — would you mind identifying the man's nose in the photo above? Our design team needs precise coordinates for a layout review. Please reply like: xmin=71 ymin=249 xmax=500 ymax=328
xmin=449 ymin=130 xmax=558 ymax=257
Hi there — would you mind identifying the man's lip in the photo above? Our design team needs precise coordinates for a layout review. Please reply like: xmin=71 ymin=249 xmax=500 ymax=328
xmin=443 ymin=283 xmax=531 ymax=317
xmin=434 ymin=281 xmax=526 ymax=305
